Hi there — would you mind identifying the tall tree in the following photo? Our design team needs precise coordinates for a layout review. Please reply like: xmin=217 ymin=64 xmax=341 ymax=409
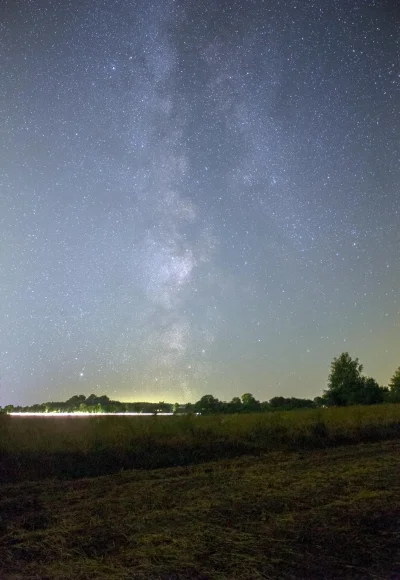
xmin=323 ymin=352 xmax=364 ymax=406
xmin=323 ymin=353 xmax=385 ymax=406
xmin=388 ymin=367 xmax=400 ymax=402
xmin=389 ymin=367 xmax=400 ymax=393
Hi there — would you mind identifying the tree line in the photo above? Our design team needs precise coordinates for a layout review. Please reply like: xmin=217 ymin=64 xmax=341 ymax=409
xmin=2 ymin=353 xmax=400 ymax=415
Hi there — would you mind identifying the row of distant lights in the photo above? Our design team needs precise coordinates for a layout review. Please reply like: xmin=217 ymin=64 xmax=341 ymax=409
xmin=8 ymin=412 xmax=201 ymax=417
xmin=9 ymin=412 xmax=174 ymax=417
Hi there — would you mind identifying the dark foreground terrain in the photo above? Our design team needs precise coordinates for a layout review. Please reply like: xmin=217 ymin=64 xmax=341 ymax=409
xmin=1 ymin=439 xmax=400 ymax=579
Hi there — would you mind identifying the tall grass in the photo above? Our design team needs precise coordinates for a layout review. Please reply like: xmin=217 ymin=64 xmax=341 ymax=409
xmin=1 ymin=404 xmax=400 ymax=482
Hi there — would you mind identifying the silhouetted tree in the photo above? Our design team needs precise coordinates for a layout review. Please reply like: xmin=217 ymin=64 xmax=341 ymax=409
xmin=323 ymin=352 xmax=364 ymax=406
xmin=85 ymin=394 xmax=98 ymax=406
xmin=357 ymin=377 xmax=385 ymax=405
xmin=269 ymin=396 xmax=287 ymax=410
xmin=268 ymin=396 xmax=315 ymax=411
xmin=66 ymin=395 xmax=86 ymax=406
xmin=388 ymin=367 xmax=400 ymax=401
xmin=194 ymin=394 xmax=220 ymax=414
xmin=241 ymin=393 xmax=260 ymax=412
xmin=323 ymin=353 xmax=385 ymax=406
xmin=313 ymin=396 xmax=326 ymax=408
xmin=228 ymin=397 xmax=243 ymax=413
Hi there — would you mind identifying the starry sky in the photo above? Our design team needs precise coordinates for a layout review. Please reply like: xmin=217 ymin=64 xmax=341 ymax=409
xmin=1 ymin=0 xmax=399 ymax=406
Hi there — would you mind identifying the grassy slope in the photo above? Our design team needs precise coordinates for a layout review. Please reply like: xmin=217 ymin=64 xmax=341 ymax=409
xmin=1 ymin=439 xmax=400 ymax=579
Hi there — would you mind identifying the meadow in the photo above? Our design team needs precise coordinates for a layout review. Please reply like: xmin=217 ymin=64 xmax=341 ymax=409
xmin=1 ymin=403 xmax=400 ymax=482
xmin=1 ymin=439 xmax=400 ymax=578
xmin=2 ymin=405 xmax=400 ymax=579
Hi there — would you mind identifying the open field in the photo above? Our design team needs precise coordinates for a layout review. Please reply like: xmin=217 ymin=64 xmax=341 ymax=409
xmin=2 ymin=405 xmax=400 ymax=578
xmin=2 ymin=404 xmax=400 ymax=482
xmin=1 ymin=439 xmax=400 ymax=579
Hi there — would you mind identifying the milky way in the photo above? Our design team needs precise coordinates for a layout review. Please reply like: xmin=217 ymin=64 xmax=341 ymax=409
xmin=0 ymin=0 xmax=399 ymax=405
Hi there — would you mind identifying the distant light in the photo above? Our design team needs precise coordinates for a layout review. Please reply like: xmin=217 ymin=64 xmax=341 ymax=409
xmin=9 ymin=412 xmax=176 ymax=417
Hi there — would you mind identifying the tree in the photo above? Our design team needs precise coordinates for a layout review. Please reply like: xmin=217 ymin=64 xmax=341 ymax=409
xmin=96 ymin=395 xmax=111 ymax=410
xmin=323 ymin=352 xmax=364 ymax=406
xmin=269 ymin=396 xmax=287 ymax=410
xmin=228 ymin=397 xmax=243 ymax=413
xmin=357 ymin=377 xmax=384 ymax=405
xmin=194 ymin=394 xmax=220 ymax=414
xmin=241 ymin=393 xmax=260 ymax=412
xmin=85 ymin=394 xmax=98 ymax=406
xmin=389 ymin=367 xmax=400 ymax=394
xmin=66 ymin=395 xmax=86 ymax=405
xmin=313 ymin=396 xmax=326 ymax=408
xmin=323 ymin=353 xmax=385 ymax=406
xmin=385 ymin=367 xmax=400 ymax=402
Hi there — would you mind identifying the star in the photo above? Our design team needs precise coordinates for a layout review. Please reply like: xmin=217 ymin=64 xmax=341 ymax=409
xmin=0 ymin=0 xmax=398 ymax=407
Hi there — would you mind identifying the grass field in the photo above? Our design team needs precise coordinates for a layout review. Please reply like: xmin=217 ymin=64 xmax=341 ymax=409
xmin=1 ymin=439 xmax=400 ymax=579
xmin=2 ymin=404 xmax=400 ymax=482
xmin=1 ymin=405 xmax=400 ymax=578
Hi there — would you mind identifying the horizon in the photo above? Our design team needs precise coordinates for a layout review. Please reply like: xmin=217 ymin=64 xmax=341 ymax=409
xmin=3 ymin=389 xmax=318 ymax=408
xmin=1 ymin=348 xmax=396 ymax=407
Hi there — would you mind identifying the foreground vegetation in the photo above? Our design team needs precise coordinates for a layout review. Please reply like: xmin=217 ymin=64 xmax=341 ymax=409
xmin=2 ymin=404 xmax=400 ymax=482
xmin=1 ymin=439 xmax=400 ymax=579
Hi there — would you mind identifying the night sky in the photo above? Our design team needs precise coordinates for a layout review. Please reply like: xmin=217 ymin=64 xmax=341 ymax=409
xmin=1 ymin=0 xmax=399 ymax=406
